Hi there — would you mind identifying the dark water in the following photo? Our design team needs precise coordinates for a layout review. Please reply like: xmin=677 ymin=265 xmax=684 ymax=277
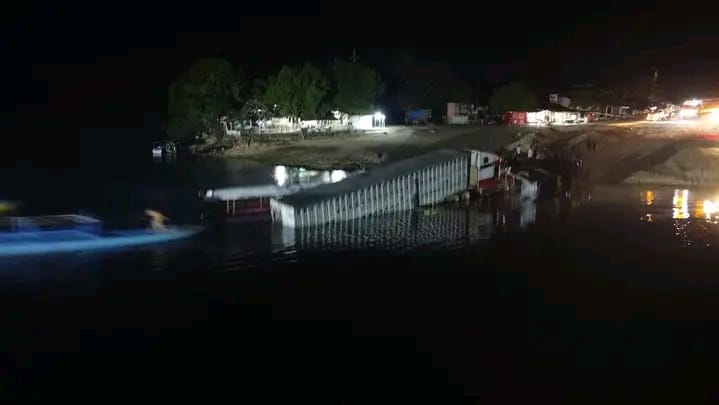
xmin=3 ymin=157 xmax=719 ymax=401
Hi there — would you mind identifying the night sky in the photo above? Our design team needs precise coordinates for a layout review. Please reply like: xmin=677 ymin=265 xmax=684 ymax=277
xmin=2 ymin=3 xmax=717 ymax=136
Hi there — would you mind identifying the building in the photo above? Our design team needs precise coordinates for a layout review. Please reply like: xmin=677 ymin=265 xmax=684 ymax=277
xmin=348 ymin=112 xmax=386 ymax=130
xmin=508 ymin=104 xmax=591 ymax=126
xmin=446 ymin=102 xmax=489 ymax=124
xmin=549 ymin=94 xmax=571 ymax=108
xmin=503 ymin=111 xmax=527 ymax=125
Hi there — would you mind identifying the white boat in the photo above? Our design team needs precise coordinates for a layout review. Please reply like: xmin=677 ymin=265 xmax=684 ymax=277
xmin=152 ymin=141 xmax=176 ymax=157
xmin=152 ymin=142 xmax=163 ymax=157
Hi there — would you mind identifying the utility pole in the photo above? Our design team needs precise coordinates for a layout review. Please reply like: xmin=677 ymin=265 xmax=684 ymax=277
xmin=649 ymin=66 xmax=659 ymax=103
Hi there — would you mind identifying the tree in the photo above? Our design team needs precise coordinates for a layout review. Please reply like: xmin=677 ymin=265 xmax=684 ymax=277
xmin=393 ymin=61 xmax=471 ymax=113
xmin=168 ymin=58 xmax=244 ymax=142
xmin=262 ymin=63 xmax=329 ymax=120
xmin=489 ymin=82 xmax=538 ymax=112
xmin=329 ymin=59 xmax=385 ymax=114
xmin=567 ymin=86 xmax=600 ymax=108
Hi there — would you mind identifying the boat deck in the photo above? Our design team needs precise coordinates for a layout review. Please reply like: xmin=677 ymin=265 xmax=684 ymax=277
xmin=0 ymin=229 xmax=98 ymax=243
xmin=0 ymin=215 xmax=102 ymax=233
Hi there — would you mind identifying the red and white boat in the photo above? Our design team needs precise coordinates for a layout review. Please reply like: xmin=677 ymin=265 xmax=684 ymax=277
xmin=203 ymin=181 xmax=329 ymax=218
xmin=202 ymin=167 xmax=357 ymax=219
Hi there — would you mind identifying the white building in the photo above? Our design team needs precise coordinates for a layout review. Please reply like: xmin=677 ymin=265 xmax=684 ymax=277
xmin=446 ymin=102 xmax=488 ymax=124
xmin=348 ymin=112 xmax=385 ymax=130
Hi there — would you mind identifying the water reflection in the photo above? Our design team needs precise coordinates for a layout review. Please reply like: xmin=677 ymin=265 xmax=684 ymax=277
xmin=672 ymin=189 xmax=690 ymax=219
xmin=274 ymin=165 xmax=289 ymax=186
xmin=273 ymin=165 xmax=349 ymax=187
xmin=276 ymin=199 xmax=536 ymax=252
xmin=637 ymin=187 xmax=719 ymax=248
xmin=644 ymin=190 xmax=655 ymax=205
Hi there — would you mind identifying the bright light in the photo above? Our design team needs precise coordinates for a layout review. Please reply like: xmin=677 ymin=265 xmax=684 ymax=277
xmin=704 ymin=200 xmax=719 ymax=220
xmin=373 ymin=111 xmax=385 ymax=120
xmin=274 ymin=165 xmax=289 ymax=186
xmin=330 ymin=170 xmax=348 ymax=183
xmin=205 ymin=190 xmax=214 ymax=198
xmin=679 ymin=108 xmax=699 ymax=118
xmin=703 ymin=109 xmax=719 ymax=124
xmin=684 ymin=99 xmax=702 ymax=107
xmin=645 ymin=190 xmax=654 ymax=205
xmin=673 ymin=189 xmax=689 ymax=219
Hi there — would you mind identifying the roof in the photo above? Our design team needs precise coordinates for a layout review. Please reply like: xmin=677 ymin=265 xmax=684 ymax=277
xmin=206 ymin=179 xmax=328 ymax=201
xmin=278 ymin=149 xmax=467 ymax=207
xmin=537 ymin=103 xmax=577 ymax=112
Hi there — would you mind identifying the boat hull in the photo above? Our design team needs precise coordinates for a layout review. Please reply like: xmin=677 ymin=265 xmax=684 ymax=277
xmin=0 ymin=226 xmax=203 ymax=257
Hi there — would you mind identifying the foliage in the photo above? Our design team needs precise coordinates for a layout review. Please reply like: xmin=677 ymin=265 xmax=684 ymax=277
xmin=167 ymin=58 xmax=244 ymax=142
xmin=566 ymin=87 xmax=605 ymax=108
xmin=489 ymin=82 xmax=538 ymax=112
xmin=329 ymin=59 xmax=385 ymax=114
xmin=262 ymin=63 xmax=329 ymax=120
xmin=392 ymin=61 xmax=471 ymax=111
xmin=251 ymin=78 xmax=268 ymax=99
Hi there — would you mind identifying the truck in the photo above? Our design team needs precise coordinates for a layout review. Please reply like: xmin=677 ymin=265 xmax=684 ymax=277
xmin=405 ymin=109 xmax=432 ymax=125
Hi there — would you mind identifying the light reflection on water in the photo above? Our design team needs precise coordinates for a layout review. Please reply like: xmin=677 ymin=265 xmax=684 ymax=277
xmin=272 ymin=165 xmax=350 ymax=187
xmin=639 ymin=187 xmax=719 ymax=248
xmin=204 ymin=197 xmax=538 ymax=271
xmin=284 ymin=208 xmax=499 ymax=252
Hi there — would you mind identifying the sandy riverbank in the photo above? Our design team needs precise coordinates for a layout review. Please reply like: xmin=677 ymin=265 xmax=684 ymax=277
xmin=540 ymin=122 xmax=719 ymax=187
xmin=221 ymin=125 xmax=522 ymax=170
xmin=217 ymin=121 xmax=719 ymax=187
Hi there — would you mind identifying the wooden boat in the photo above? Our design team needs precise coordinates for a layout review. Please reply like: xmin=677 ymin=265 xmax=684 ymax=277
xmin=0 ymin=215 xmax=202 ymax=257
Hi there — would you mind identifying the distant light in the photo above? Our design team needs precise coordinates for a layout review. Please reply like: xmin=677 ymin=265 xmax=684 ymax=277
xmin=704 ymin=200 xmax=718 ymax=220
xmin=274 ymin=165 xmax=289 ymax=186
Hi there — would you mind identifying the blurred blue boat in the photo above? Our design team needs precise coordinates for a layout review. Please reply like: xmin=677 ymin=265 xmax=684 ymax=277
xmin=0 ymin=215 xmax=202 ymax=257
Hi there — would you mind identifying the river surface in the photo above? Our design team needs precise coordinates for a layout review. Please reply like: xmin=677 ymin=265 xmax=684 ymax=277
xmin=3 ymin=155 xmax=719 ymax=401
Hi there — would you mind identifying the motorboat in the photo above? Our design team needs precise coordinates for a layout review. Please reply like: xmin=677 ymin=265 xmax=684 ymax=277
xmin=152 ymin=141 xmax=177 ymax=157
xmin=0 ymin=215 xmax=202 ymax=257
xmin=152 ymin=142 xmax=164 ymax=157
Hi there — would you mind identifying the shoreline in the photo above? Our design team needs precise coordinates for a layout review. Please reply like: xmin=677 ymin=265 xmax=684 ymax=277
xmin=212 ymin=125 xmax=521 ymax=171
xmin=196 ymin=123 xmax=719 ymax=188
